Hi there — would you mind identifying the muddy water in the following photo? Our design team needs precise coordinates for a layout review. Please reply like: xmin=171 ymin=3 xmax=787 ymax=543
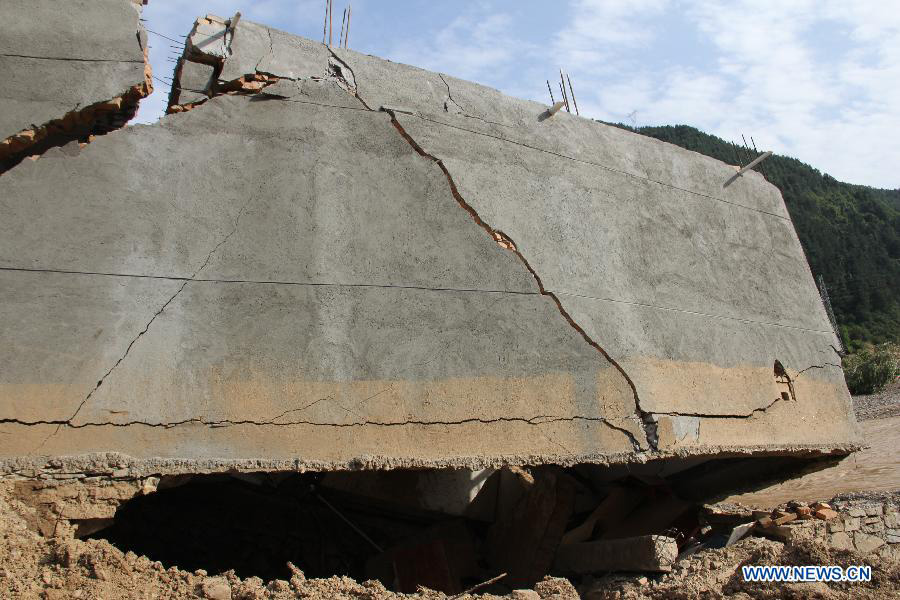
xmin=725 ymin=415 xmax=900 ymax=509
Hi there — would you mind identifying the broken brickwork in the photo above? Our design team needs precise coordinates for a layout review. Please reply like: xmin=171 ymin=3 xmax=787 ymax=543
xmin=0 ymin=0 xmax=151 ymax=173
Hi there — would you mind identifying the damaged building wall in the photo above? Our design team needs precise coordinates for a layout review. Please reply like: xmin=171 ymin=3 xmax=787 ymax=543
xmin=0 ymin=0 xmax=152 ymax=172
xmin=0 ymin=12 xmax=862 ymax=475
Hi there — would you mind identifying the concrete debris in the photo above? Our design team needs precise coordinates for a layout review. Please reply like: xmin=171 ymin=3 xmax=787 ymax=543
xmin=553 ymin=535 xmax=679 ymax=573
xmin=187 ymin=17 xmax=230 ymax=63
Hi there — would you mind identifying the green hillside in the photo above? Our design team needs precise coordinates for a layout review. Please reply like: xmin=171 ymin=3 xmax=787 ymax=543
xmin=612 ymin=124 xmax=900 ymax=351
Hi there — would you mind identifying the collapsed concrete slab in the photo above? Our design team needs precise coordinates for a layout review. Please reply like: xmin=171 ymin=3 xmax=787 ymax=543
xmin=0 ymin=14 xmax=861 ymax=479
xmin=0 ymin=0 xmax=151 ymax=173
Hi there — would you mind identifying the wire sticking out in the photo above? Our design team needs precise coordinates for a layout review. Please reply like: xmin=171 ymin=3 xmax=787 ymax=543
xmin=345 ymin=4 xmax=351 ymax=48
xmin=566 ymin=72 xmax=579 ymax=116
xmin=146 ymin=28 xmax=185 ymax=44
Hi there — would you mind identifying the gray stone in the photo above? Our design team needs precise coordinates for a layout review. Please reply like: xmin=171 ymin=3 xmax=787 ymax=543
xmin=865 ymin=504 xmax=884 ymax=517
xmin=862 ymin=522 xmax=884 ymax=534
xmin=844 ymin=517 xmax=861 ymax=532
xmin=848 ymin=507 xmax=867 ymax=518
xmin=829 ymin=532 xmax=853 ymax=551
xmin=553 ymin=535 xmax=678 ymax=573
xmin=853 ymin=532 xmax=885 ymax=554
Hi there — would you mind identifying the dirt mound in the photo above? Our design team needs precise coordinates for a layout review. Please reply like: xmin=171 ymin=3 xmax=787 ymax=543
xmin=4 ymin=478 xmax=900 ymax=599
xmin=581 ymin=537 xmax=900 ymax=599
xmin=0 ymin=482 xmax=576 ymax=599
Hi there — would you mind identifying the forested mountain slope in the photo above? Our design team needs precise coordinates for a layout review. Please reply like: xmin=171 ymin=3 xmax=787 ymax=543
xmin=613 ymin=124 xmax=899 ymax=350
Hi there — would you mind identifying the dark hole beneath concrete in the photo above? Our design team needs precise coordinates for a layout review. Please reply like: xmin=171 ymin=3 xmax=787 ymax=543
xmin=89 ymin=456 xmax=842 ymax=593
xmin=91 ymin=471 xmax=460 ymax=584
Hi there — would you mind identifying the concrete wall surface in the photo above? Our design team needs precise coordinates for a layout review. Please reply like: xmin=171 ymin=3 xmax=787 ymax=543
xmin=0 ymin=0 xmax=147 ymax=142
xmin=0 ymin=16 xmax=862 ymax=474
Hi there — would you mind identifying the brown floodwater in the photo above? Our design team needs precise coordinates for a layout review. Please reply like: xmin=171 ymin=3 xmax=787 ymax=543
xmin=724 ymin=415 xmax=900 ymax=509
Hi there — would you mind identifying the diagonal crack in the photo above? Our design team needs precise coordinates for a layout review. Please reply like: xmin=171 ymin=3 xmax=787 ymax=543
xmin=438 ymin=73 xmax=465 ymax=115
xmin=324 ymin=47 xmax=362 ymax=101
xmin=254 ymin=27 xmax=274 ymax=73
xmin=378 ymin=107 xmax=656 ymax=452
xmin=36 ymin=192 xmax=255 ymax=448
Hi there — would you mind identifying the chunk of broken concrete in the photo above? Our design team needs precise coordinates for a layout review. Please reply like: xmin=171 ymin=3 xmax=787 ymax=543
xmin=553 ymin=535 xmax=678 ymax=573
xmin=187 ymin=18 xmax=229 ymax=62
xmin=174 ymin=60 xmax=215 ymax=106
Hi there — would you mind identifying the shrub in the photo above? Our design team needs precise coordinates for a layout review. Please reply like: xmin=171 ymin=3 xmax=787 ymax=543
xmin=843 ymin=343 xmax=900 ymax=395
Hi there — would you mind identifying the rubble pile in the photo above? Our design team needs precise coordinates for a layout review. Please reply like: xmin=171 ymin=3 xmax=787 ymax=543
xmin=3 ymin=474 xmax=900 ymax=598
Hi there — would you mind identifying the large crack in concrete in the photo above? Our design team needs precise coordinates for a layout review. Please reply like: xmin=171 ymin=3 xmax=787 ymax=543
xmin=0 ymin=82 xmax=151 ymax=175
xmin=3 ymin=414 xmax=641 ymax=431
xmin=374 ymin=107 xmax=657 ymax=452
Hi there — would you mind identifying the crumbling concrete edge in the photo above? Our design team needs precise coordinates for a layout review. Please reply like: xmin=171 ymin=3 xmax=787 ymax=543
xmin=0 ymin=442 xmax=862 ymax=479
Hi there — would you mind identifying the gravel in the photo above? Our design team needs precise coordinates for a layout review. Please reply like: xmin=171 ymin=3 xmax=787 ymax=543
xmin=852 ymin=378 xmax=900 ymax=421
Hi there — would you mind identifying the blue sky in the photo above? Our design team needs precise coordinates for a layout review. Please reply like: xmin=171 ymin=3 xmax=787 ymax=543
xmin=137 ymin=0 xmax=900 ymax=189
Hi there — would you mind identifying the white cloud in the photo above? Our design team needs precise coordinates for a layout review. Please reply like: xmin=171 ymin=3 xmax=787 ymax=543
xmin=546 ymin=0 xmax=899 ymax=187
xmin=384 ymin=10 xmax=534 ymax=85
xmin=130 ymin=0 xmax=899 ymax=187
